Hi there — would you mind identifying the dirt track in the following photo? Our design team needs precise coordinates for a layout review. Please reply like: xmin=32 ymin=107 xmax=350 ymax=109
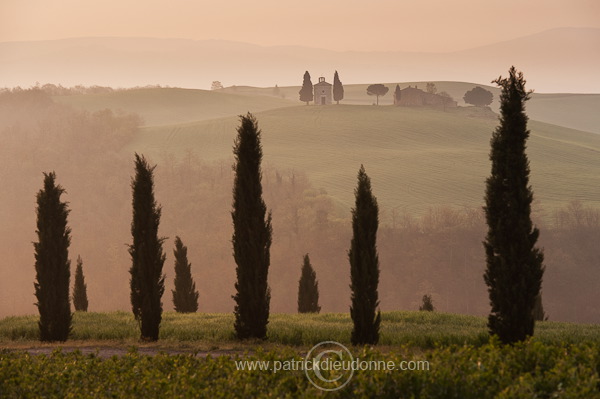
xmin=4 ymin=346 xmax=244 ymax=359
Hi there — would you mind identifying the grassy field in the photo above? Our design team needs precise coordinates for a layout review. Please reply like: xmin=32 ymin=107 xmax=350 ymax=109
xmin=2 ymin=311 xmax=599 ymax=350
xmin=128 ymin=104 xmax=600 ymax=217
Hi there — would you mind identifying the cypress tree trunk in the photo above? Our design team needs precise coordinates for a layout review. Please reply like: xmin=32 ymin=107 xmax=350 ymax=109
xmin=349 ymin=165 xmax=381 ymax=345
xmin=172 ymin=236 xmax=199 ymax=313
xmin=232 ymin=113 xmax=272 ymax=340
xmin=483 ymin=67 xmax=545 ymax=344
xmin=34 ymin=172 xmax=72 ymax=342
xmin=297 ymin=254 xmax=321 ymax=313
xmin=129 ymin=154 xmax=166 ymax=341
xmin=72 ymin=255 xmax=88 ymax=312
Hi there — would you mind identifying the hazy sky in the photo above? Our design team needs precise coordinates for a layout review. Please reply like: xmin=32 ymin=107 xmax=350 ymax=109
xmin=1 ymin=0 xmax=598 ymax=52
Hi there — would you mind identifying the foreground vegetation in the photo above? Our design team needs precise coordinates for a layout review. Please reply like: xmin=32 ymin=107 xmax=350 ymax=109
xmin=1 ymin=339 xmax=599 ymax=398
xmin=1 ymin=312 xmax=599 ymax=350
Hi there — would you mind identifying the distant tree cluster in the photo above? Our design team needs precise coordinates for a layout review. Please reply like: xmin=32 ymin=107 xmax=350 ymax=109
xmin=464 ymin=86 xmax=493 ymax=107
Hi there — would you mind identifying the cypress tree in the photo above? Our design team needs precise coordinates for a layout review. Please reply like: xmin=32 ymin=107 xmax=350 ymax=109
xmin=297 ymin=254 xmax=321 ymax=313
xmin=394 ymin=84 xmax=402 ymax=105
xmin=232 ymin=113 xmax=272 ymax=340
xmin=172 ymin=236 xmax=199 ymax=313
xmin=72 ymin=255 xmax=88 ymax=312
xmin=299 ymin=71 xmax=313 ymax=105
xmin=483 ymin=67 xmax=544 ymax=344
xmin=129 ymin=154 xmax=166 ymax=341
xmin=333 ymin=70 xmax=344 ymax=105
xmin=419 ymin=294 xmax=434 ymax=311
xmin=33 ymin=172 xmax=72 ymax=342
xmin=349 ymin=165 xmax=381 ymax=345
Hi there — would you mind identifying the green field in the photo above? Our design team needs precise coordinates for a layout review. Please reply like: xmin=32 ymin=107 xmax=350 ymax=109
xmin=2 ymin=312 xmax=600 ymax=398
xmin=127 ymin=104 xmax=600 ymax=216
xmin=2 ymin=311 xmax=599 ymax=349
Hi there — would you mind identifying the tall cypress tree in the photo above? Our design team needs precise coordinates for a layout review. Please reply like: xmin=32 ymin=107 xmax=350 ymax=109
xmin=72 ymin=255 xmax=88 ymax=312
xmin=299 ymin=71 xmax=313 ymax=105
xmin=483 ymin=67 xmax=544 ymax=344
xmin=129 ymin=154 xmax=166 ymax=341
xmin=33 ymin=172 xmax=72 ymax=342
xmin=349 ymin=165 xmax=381 ymax=345
xmin=297 ymin=254 xmax=321 ymax=313
xmin=394 ymin=84 xmax=402 ymax=105
xmin=333 ymin=70 xmax=344 ymax=105
xmin=172 ymin=236 xmax=199 ymax=313
xmin=232 ymin=113 xmax=272 ymax=340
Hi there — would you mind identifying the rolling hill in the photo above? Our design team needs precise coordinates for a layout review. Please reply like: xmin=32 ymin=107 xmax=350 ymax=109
xmin=54 ymin=84 xmax=600 ymax=134
xmin=126 ymin=104 xmax=600 ymax=219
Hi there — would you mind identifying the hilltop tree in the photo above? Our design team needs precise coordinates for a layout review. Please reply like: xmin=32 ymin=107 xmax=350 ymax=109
xmin=211 ymin=81 xmax=224 ymax=90
xmin=297 ymin=254 xmax=321 ymax=313
xmin=483 ymin=67 xmax=544 ymax=344
xmin=232 ymin=113 xmax=273 ymax=340
xmin=419 ymin=294 xmax=434 ymax=311
xmin=464 ymin=86 xmax=493 ymax=107
xmin=299 ymin=71 xmax=313 ymax=105
xmin=426 ymin=82 xmax=437 ymax=94
xmin=393 ymin=84 xmax=402 ymax=105
xmin=129 ymin=154 xmax=166 ymax=342
xmin=333 ymin=70 xmax=344 ymax=104
xmin=367 ymin=84 xmax=389 ymax=105
xmin=72 ymin=255 xmax=88 ymax=312
xmin=349 ymin=165 xmax=381 ymax=345
xmin=172 ymin=236 xmax=199 ymax=313
xmin=34 ymin=172 xmax=72 ymax=342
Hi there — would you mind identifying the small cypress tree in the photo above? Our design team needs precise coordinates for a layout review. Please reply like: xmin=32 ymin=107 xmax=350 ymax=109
xmin=72 ymin=255 xmax=88 ymax=312
xmin=483 ymin=67 xmax=544 ymax=344
xmin=33 ymin=172 xmax=72 ymax=342
xmin=172 ymin=236 xmax=199 ymax=313
xmin=532 ymin=292 xmax=548 ymax=321
xmin=297 ymin=254 xmax=321 ymax=313
xmin=129 ymin=154 xmax=166 ymax=342
xmin=333 ymin=70 xmax=344 ymax=105
xmin=394 ymin=84 xmax=402 ymax=105
xmin=419 ymin=294 xmax=434 ymax=311
xmin=299 ymin=71 xmax=313 ymax=105
xmin=349 ymin=165 xmax=381 ymax=346
xmin=232 ymin=113 xmax=272 ymax=340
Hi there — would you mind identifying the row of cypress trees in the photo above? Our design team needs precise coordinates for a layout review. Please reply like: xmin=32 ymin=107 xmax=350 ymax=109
xmin=32 ymin=66 xmax=543 ymax=346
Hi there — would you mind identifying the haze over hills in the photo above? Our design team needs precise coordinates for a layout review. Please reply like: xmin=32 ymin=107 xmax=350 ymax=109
xmin=1 ymin=27 xmax=599 ymax=93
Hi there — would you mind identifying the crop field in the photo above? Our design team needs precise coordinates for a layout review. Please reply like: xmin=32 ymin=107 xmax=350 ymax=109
xmin=1 ymin=312 xmax=600 ymax=398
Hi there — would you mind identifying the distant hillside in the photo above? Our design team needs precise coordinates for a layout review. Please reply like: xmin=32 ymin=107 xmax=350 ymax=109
xmin=129 ymin=105 xmax=600 ymax=218
xmin=54 ymin=87 xmax=296 ymax=126
xmin=54 ymin=85 xmax=600 ymax=134
xmin=1 ymin=27 xmax=598 ymax=93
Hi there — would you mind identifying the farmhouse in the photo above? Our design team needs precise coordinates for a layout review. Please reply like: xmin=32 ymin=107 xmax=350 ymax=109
xmin=395 ymin=86 xmax=457 ymax=108
xmin=313 ymin=77 xmax=332 ymax=105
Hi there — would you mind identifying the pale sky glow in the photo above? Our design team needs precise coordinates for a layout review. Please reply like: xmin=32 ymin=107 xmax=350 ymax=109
xmin=1 ymin=0 xmax=598 ymax=52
